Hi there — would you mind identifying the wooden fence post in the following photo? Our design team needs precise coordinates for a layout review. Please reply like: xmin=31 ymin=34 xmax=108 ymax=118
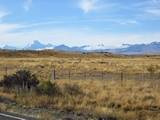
xmin=101 ymin=71 xmax=104 ymax=80
xmin=5 ymin=66 xmax=8 ymax=76
xmin=142 ymin=73 xmax=144 ymax=81
xmin=121 ymin=72 xmax=123 ymax=81
xmin=121 ymin=72 xmax=123 ymax=86
xmin=51 ymin=67 xmax=56 ymax=81
xmin=53 ymin=68 xmax=56 ymax=80
xmin=68 ymin=70 xmax=71 ymax=80
xmin=84 ymin=71 xmax=87 ymax=80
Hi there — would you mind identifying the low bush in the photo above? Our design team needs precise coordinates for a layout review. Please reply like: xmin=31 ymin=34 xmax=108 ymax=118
xmin=63 ymin=84 xmax=83 ymax=95
xmin=147 ymin=65 xmax=159 ymax=74
xmin=0 ymin=81 xmax=3 ymax=87
xmin=0 ymin=70 xmax=39 ymax=90
xmin=36 ymin=81 xmax=60 ymax=96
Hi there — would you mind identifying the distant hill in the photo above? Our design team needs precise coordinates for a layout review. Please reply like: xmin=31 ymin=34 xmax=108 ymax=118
xmin=54 ymin=44 xmax=88 ymax=52
xmin=1 ymin=40 xmax=160 ymax=54
xmin=3 ymin=45 xmax=17 ymax=50
xmin=110 ymin=42 xmax=160 ymax=54
xmin=25 ymin=40 xmax=54 ymax=50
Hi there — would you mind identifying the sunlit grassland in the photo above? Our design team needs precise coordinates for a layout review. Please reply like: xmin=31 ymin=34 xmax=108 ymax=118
xmin=0 ymin=79 xmax=160 ymax=120
xmin=0 ymin=52 xmax=160 ymax=120
xmin=0 ymin=55 xmax=160 ymax=80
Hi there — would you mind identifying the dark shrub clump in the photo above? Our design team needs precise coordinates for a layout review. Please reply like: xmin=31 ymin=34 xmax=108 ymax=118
xmin=0 ymin=69 xmax=39 ymax=90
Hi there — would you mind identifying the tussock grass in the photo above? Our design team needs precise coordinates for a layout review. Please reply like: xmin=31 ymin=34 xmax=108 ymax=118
xmin=1 ymin=80 xmax=160 ymax=120
xmin=0 ymin=55 xmax=160 ymax=81
xmin=0 ymin=52 xmax=160 ymax=119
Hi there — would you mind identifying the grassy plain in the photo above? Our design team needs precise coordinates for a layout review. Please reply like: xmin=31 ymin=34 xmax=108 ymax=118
xmin=0 ymin=50 xmax=160 ymax=80
xmin=0 ymin=50 xmax=160 ymax=120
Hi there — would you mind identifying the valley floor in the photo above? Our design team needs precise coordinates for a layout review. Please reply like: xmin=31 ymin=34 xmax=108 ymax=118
xmin=0 ymin=52 xmax=160 ymax=120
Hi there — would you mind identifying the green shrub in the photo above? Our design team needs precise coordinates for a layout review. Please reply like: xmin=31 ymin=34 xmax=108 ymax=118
xmin=36 ymin=81 xmax=60 ymax=96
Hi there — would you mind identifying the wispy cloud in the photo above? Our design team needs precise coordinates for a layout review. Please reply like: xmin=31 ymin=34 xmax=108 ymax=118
xmin=0 ymin=23 xmax=23 ymax=34
xmin=118 ymin=20 xmax=138 ymax=25
xmin=144 ymin=0 xmax=160 ymax=16
xmin=133 ymin=0 xmax=160 ymax=18
xmin=152 ymin=0 xmax=160 ymax=4
xmin=17 ymin=17 xmax=139 ymax=29
xmin=78 ymin=0 xmax=100 ymax=13
xmin=0 ymin=0 xmax=160 ymax=47
xmin=23 ymin=0 xmax=32 ymax=11
xmin=0 ymin=10 xmax=10 ymax=19
xmin=145 ymin=9 xmax=160 ymax=16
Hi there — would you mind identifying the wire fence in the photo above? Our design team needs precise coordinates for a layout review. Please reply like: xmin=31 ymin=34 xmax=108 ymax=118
xmin=0 ymin=66 xmax=160 ymax=81
xmin=51 ymin=69 xmax=160 ymax=81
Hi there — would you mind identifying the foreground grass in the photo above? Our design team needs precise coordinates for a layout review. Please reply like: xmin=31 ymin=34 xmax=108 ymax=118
xmin=1 ymin=79 xmax=160 ymax=120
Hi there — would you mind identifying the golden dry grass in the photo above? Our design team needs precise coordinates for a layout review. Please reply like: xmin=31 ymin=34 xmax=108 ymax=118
xmin=0 ymin=52 xmax=159 ymax=80
xmin=1 ymin=80 xmax=160 ymax=120
xmin=0 ymin=51 xmax=160 ymax=120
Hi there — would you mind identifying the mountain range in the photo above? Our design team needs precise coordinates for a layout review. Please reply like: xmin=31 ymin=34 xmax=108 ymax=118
xmin=109 ymin=42 xmax=160 ymax=54
xmin=1 ymin=40 xmax=160 ymax=55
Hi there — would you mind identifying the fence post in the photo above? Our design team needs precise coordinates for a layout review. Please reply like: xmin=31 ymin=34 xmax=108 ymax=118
xmin=101 ymin=71 xmax=104 ymax=80
xmin=53 ymin=68 xmax=56 ymax=80
xmin=5 ymin=66 xmax=8 ymax=76
xmin=142 ymin=73 xmax=144 ymax=81
xmin=121 ymin=72 xmax=123 ymax=86
xmin=68 ymin=70 xmax=71 ymax=80
xmin=84 ymin=71 xmax=87 ymax=80
xmin=121 ymin=72 xmax=123 ymax=81
xmin=51 ymin=67 xmax=56 ymax=81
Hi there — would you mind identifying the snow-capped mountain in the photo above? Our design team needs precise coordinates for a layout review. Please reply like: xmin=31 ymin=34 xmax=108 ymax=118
xmin=54 ymin=44 xmax=88 ymax=52
xmin=25 ymin=40 xmax=55 ymax=50
xmin=2 ymin=45 xmax=17 ymax=50
xmin=1 ymin=40 xmax=160 ymax=54
xmin=83 ymin=44 xmax=106 ymax=51
xmin=1 ymin=41 xmax=109 ymax=51
xmin=110 ymin=42 xmax=160 ymax=54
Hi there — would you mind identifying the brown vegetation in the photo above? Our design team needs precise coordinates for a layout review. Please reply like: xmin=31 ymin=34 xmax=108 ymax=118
xmin=0 ymin=79 xmax=160 ymax=120
xmin=0 ymin=51 xmax=160 ymax=120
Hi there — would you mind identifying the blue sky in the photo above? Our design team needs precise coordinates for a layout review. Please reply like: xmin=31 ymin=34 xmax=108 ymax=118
xmin=0 ymin=0 xmax=160 ymax=48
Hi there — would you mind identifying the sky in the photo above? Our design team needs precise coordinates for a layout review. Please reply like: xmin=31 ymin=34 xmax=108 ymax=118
xmin=0 ymin=0 xmax=160 ymax=48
